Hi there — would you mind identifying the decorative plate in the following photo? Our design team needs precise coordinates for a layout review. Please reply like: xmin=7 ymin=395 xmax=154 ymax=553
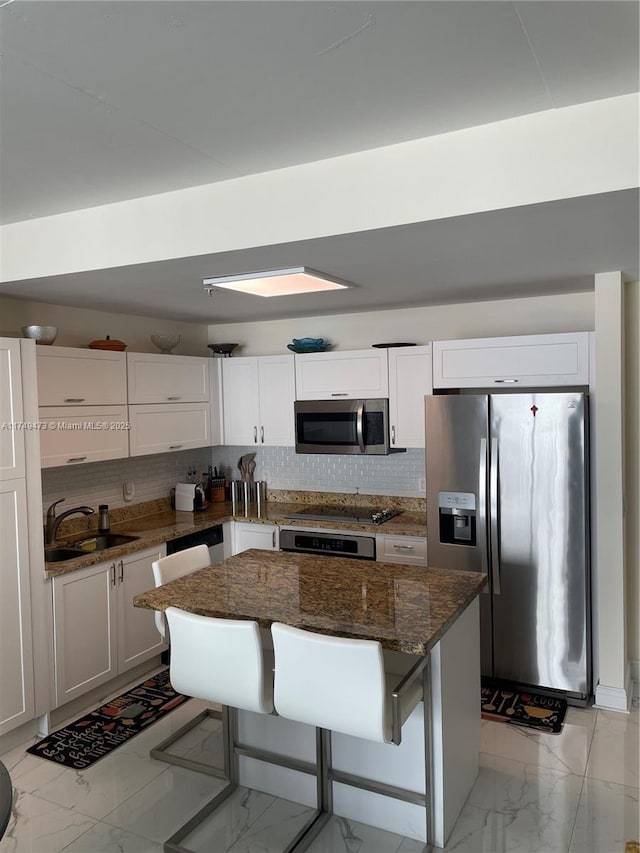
xmin=371 ymin=342 xmax=417 ymax=348
xmin=208 ymin=343 xmax=238 ymax=355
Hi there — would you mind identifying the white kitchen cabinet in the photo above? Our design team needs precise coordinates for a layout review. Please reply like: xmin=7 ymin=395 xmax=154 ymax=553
xmin=127 ymin=352 xmax=209 ymax=403
xmin=0 ymin=479 xmax=35 ymax=735
xmin=37 ymin=346 xmax=127 ymax=406
xmin=432 ymin=332 xmax=591 ymax=389
xmin=295 ymin=349 xmax=389 ymax=400
xmin=376 ymin=533 xmax=428 ymax=567
xmin=52 ymin=546 xmax=166 ymax=707
xmin=39 ymin=405 xmax=130 ymax=468
xmin=232 ymin=522 xmax=278 ymax=554
xmin=222 ymin=355 xmax=295 ymax=446
xmin=388 ymin=345 xmax=433 ymax=448
xmin=128 ymin=402 xmax=210 ymax=456
xmin=0 ymin=338 xmax=26 ymax=480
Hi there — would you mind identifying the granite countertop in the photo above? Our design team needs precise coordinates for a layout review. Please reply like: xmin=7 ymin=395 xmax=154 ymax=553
xmin=133 ymin=549 xmax=486 ymax=655
xmin=45 ymin=496 xmax=428 ymax=579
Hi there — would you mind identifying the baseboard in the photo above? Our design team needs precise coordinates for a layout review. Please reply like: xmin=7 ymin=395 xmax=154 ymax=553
xmin=594 ymin=662 xmax=633 ymax=712
xmin=631 ymin=659 xmax=640 ymax=699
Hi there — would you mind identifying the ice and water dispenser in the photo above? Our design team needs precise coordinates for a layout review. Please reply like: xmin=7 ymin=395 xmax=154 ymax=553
xmin=438 ymin=492 xmax=476 ymax=546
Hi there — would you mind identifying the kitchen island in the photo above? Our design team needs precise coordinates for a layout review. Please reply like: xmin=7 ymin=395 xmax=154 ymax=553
xmin=134 ymin=549 xmax=486 ymax=848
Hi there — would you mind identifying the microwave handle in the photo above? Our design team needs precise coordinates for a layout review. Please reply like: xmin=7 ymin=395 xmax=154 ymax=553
xmin=356 ymin=402 xmax=365 ymax=453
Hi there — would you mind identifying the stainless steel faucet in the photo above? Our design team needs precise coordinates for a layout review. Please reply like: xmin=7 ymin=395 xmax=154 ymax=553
xmin=45 ymin=498 xmax=94 ymax=545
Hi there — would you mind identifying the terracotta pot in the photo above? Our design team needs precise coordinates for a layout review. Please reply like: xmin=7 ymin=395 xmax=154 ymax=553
xmin=88 ymin=335 xmax=127 ymax=351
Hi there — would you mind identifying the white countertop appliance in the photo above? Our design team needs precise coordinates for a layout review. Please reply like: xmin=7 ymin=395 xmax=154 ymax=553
xmin=175 ymin=482 xmax=207 ymax=512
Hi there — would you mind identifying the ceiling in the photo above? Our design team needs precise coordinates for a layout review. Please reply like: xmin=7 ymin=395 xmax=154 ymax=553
xmin=0 ymin=1 xmax=638 ymax=323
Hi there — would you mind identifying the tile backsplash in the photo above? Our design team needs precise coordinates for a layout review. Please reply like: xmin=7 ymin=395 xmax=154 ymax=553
xmin=212 ymin=446 xmax=426 ymax=498
xmin=41 ymin=446 xmax=426 ymax=517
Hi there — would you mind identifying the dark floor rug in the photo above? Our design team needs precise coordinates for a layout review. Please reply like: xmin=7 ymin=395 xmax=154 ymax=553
xmin=481 ymin=682 xmax=568 ymax=733
xmin=27 ymin=669 xmax=189 ymax=769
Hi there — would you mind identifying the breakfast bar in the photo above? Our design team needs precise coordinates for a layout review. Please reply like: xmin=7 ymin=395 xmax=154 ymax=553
xmin=134 ymin=549 xmax=486 ymax=849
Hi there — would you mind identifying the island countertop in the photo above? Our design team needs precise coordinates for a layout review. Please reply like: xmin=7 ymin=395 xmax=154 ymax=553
xmin=133 ymin=549 xmax=486 ymax=655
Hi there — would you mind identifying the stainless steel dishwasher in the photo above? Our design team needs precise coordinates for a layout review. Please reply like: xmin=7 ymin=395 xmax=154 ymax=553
xmin=166 ymin=524 xmax=225 ymax=564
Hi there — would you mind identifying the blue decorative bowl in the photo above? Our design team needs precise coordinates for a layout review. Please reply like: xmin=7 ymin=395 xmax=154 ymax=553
xmin=292 ymin=337 xmax=324 ymax=347
xmin=287 ymin=342 xmax=332 ymax=354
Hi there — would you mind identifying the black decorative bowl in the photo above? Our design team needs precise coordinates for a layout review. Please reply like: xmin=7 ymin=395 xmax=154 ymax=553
xmin=208 ymin=343 xmax=238 ymax=356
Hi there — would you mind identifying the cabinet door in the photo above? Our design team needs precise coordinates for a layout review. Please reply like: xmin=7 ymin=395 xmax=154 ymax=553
xmin=432 ymin=333 xmax=590 ymax=389
xmin=222 ymin=358 xmax=261 ymax=446
xmin=0 ymin=338 xmax=26 ymax=481
xmin=129 ymin=403 xmax=210 ymax=456
xmin=39 ymin=405 xmax=130 ymax=468
xmin=0 ymin=479 xmax=35 ymax=735
xmin=258 ymin=356 xmax=295 ymax=446
xmin=233 ymin=522 xmax=278 ymax=554
xmin=52 ymin=560 xmax=117 ymax=707
xmin=376 ymin=533 xmax=428 ymax=567
xmin=127 ymin=353 xmax=209 ymax=403
xmin=295 ymin=350 xmax=389 ymax=400
xmin=388 ymin=345 xmax=432 ymax=449
xmin=117 ymin=546 xmax=166 ymax=673
xmin=37 ymin=347 xmax=127 ymax=406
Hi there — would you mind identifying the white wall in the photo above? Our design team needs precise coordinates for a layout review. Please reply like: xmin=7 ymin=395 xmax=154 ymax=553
xmin=208 ymin=292 xmax=595 ymax=355
xmin=0 ymin=295 xmax=209 ymax=356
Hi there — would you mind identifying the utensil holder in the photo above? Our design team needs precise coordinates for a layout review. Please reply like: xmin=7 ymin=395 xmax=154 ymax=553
xmin=230 ymin=480 xmax=267 ymax=514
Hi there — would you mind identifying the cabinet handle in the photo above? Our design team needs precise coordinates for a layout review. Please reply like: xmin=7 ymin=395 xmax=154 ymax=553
xmin=494 ymin=379 xmax=519 ymax=384
xmin=67 ymin=456 xmax=87 ymax=463
xmin=391 ymin=425 xmax=396 ymax=445
xmin=260 ymin=426 xmax=264 ymax=444
xmin=64 ymin=397 xmax=85 ymax=403
xmin=167 ymin=396 xmax=181 ymax=400
xmin=330 ymin=393 xmax=348 ymax=397
xmin=253 ymin=426 xmax=258 ymax=444
xmin=272 ymin=530 xmax=276 ymax=548
xmin=169 ymin=444 xmax=183 ymax=450
xmin=118 ymin=560 xmax=124 ymax=582
xmin=393 ymin=544 xmax=415 ymax=551
xmin=110 ymin=563 xmax=116 ymax=585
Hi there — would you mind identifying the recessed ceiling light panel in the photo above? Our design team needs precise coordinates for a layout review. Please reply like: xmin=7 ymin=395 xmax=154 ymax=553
xmin=203 ymin=266 xmax=351 ymax=297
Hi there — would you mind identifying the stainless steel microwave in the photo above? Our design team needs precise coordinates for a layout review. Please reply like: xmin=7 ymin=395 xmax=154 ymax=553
xmin=294 ymin=399 xmax=397 ymax=455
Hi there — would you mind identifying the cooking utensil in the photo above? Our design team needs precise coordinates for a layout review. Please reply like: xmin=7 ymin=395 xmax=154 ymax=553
xmin=483 ymin=690 xmax=499 ymax=711
xmin=497 ymin=691 xmax=514 ymax=713
xmin=505 ymin=695 xmax=519 ymax=715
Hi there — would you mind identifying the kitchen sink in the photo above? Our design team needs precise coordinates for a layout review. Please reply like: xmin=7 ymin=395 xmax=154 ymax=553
xmin=74 ymin=533 xmax=140 ymax=551
xmin=44 ymin=533 xmax=140 ymax=563
xmin=44 ymin=547 xmax=86 ymax=563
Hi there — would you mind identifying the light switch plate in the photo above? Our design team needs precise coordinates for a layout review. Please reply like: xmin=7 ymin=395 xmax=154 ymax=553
xmin=123 ymin=481 xmax=135 ymax=502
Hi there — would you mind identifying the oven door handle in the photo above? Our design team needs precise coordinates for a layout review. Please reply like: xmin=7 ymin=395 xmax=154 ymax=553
xmin=356 ymin=402 xmax=365 ymax=453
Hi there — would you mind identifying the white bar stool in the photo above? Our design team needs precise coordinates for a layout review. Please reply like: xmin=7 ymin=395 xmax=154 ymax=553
xmin=149 ymin=545 xmax=222 ymax=774
xmin=164 ymin=607 xmax=274 ymax=852
xmin=271 ymin=622 xmax=433 ymax=852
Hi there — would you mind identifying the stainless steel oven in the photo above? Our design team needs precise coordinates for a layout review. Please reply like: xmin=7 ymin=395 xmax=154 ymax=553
xmin=294 ymin=398 xmax=395 ymax=455
xmin=279 ymin=528 xmax=376 ymax=560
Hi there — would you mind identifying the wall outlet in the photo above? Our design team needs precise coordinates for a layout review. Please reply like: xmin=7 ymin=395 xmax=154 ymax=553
xmin=123 ymin=481 xmax=135 ymax=502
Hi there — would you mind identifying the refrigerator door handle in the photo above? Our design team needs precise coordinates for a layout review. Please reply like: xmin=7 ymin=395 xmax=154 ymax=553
xmin=490 ymin=436 xmax=501 ymax=595
xmin=478 ymin=437 xmax=489 ymax=591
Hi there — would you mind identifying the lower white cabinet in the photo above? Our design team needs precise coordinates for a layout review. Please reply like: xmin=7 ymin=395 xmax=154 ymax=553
xmin=129 ymin=402 xmax=210 ymax=456
xmin=233 ymin=522 xmax=278 ymax=555
xmin=376 ymin=533 xmax=428 ymax=567
xmin=0 ymin=479 xmax=35 ymax=736
xmin=52 ymin=546 xmax=166 ymax=707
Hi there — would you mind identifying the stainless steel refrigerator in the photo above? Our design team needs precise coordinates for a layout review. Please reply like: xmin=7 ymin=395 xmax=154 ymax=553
xmin=425 ymin=392 xmax=590 ymax=701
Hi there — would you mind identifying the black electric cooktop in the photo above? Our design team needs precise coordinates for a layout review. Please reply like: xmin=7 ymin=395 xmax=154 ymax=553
xmin=284 ymin=505 xmax=402 ymax=525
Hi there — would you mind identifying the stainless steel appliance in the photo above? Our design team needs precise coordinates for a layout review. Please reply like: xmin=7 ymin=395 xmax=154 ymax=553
xmin=425 ymin=392 xmax=590 ymax=701
xmin=295 ymin=399 xmax=402 ymax=455
xmin=279 ymin=528 xmax=376 ymax=560
xmin=284 ymin=505 xmax=402 ymax=525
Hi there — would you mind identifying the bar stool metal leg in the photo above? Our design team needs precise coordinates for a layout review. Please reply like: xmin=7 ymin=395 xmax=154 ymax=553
xmin=283 ymin=727 xmax=332 ymax=853
xmin=151 ymin=707 xmax=227 ymax=778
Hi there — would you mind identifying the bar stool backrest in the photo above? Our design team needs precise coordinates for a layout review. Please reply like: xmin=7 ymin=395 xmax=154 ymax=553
xmin=166 ymin=607 xmax=274 ymax=715
xmin=271 ymin=622 xmax=390 ymax=743
xmin=151 ymin=544 xmax=211 ymax=639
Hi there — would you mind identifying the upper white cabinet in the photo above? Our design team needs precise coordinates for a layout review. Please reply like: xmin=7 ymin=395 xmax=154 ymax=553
xmin=222 ymin=355 xmax=295 ymax=446
xmin=0 ymin=338 xmax=26 ymax=480
xmin=295 ymin=349 xmax=389 ymax=400
xmin=388 ymin=345 xmax=433 ymax=449
xmin=432 ymin=332 xmax=591 ymax=389
xmin=127 ymin=352 xmax=209 ymax=403
xmin=39 ymin=405 xmax=130 ymax=468
xmin=37 ymin=346 xmax=127 ymax=406
xmin=129 ymin=402 xmax=210 ymax=456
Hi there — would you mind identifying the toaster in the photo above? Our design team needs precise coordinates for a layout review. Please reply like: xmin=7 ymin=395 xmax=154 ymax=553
xmin=175 ymin=483 xmax=207 ymax=512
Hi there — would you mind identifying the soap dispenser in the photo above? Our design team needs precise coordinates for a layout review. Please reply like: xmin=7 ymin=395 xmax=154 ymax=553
xmin=98 ymin=504 xmax=111 ymax=533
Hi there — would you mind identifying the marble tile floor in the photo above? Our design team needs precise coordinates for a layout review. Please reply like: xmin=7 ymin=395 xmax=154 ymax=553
xmin=0 ymin=670 xmax=638 ymax=853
